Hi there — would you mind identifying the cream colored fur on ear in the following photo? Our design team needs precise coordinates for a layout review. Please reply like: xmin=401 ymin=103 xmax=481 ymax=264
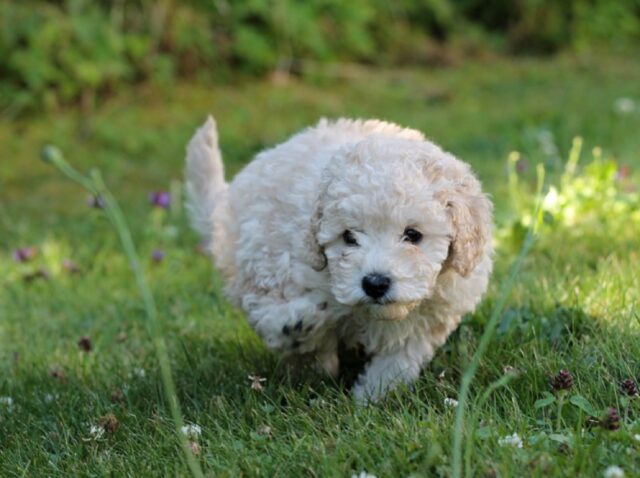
xmin=304 ymin=196 xmax=327 ymax=271
xmin=438 ymin=179 xmax=493 ymax=277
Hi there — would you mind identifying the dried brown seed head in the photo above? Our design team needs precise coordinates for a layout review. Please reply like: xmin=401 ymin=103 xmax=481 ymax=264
xmin=98 ymin=413 xmax=120 ymax=434
xmin=78 ymin=336 xmax=93 ymax=352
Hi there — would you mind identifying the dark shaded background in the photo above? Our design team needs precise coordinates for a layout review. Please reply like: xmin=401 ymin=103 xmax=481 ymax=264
xmin=2 ymin=0 xmax=639 ymax=116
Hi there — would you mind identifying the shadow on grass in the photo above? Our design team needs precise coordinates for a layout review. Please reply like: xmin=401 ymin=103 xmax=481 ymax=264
xmin=123 ymin=303 xmax=636 ymax=414
xmin=4 ymin=303 xmax=638 ymax=425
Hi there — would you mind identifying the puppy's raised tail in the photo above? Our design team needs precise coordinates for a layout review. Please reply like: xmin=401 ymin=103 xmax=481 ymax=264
xmin=185 ymin=116 xmax=229 ymax=250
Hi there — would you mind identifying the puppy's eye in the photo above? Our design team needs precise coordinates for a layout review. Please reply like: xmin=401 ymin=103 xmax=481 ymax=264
xmin=403 ymin=228 xmax=423 ymax=244
xmin=342 ymin=230 xmax=359 ymax=246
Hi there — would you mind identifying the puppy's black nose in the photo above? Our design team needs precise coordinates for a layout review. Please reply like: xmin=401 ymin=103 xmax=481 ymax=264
xmin=362 ymin=273 xmax=392 ymax=299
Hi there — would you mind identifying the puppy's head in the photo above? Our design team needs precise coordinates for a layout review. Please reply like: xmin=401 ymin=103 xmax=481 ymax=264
xmin=306 ymin=136 xmax=492 ymax=321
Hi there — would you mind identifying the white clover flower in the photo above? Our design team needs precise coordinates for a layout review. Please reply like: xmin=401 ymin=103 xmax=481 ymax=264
xmin=181 ymin=424 xmax=202 ymax=439
xmin=44 ymin=393 xmax=58 ymax=404
xmin=309 ymin=398 xmax=328 ymax=408
xmin=537 ymin=129 xmax=558 ymax=156
xmin=0 ymin=396 xmax=14 ymax=411
xmin=503 ymin=365 xmax=519 ymax=375
xmin=498 ymin=432 xmax=523 ymax=448
xmin=614 ymin=97 xmax=635 ymax=114
xmin=634 ymin=434 xmax=640 ymax=442
xmin=444 ymin=397 xmax=459 ymax=408
xmin=351 ymin=472 xmax=377 ymax=478
xmin=131 ymin=367 xmax=146 ymax=378
xmin=90 ymin=425 xmax=105 ymax=440
xmin=604 ymin=465 xmax=625 ymax=478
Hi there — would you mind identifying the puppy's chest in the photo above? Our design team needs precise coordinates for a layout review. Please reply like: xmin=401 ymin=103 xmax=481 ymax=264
xmin=336 ymin=314 xmax=426 ymax=354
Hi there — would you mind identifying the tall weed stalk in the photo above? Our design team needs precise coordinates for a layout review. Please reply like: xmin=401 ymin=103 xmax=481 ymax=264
xmin=451 ymin=162 xmax=547 ymax=478
xmin=41 ymin=146 xmax=204 ymax=478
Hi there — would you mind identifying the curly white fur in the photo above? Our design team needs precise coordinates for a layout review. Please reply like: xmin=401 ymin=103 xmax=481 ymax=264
xmin=186 ymin=117 xmax=493 ymax=403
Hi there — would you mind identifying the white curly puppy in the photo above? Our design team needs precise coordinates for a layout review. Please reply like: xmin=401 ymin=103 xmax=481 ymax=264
xmin=186 ymin=117 xmax=493 ymax=403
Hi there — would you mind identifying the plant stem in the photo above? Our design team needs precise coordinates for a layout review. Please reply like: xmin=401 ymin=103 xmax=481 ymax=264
xmin=451 ymin=162 xmax=546 ymax=478
xmin=42 ymin=146 xmax=203 ymax=478
xmin=464 ymin=373 xmax=517 ymax=476
xmin=556 ymin=393 xmax=565 ymax=430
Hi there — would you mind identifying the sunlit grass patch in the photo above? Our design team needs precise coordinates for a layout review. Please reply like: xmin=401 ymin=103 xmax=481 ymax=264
xmin=502 ymin=138 xmax=639 ymax=250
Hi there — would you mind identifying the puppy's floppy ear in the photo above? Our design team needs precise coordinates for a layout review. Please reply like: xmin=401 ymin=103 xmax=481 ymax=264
xmin=437 ymin=178 xmax=492 ymax=277
xmin=303 ymin=194 xmax=327 ymax=271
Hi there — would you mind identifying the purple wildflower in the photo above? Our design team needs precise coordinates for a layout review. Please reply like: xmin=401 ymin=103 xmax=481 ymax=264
xmin=550 ymin=369 xmax=574 ymax=392
xmin=13 ymin=246 xmax=37 ymax=263
xmin=602 ymin=407 xmax=621 ymax=431
xmin=151 ymin=249 xmax=164 ymax=262
xmin=149 ymin=191 xmax=171 ymax=209
xmin=620 ymin=379 xmax=639 ymax=397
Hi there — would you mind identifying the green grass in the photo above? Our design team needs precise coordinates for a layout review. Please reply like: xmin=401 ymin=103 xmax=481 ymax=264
xmin=1 ymin=55 xmax=640 ymax=476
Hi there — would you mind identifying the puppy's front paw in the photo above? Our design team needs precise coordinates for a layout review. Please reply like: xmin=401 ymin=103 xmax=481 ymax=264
xmin=351 ymin=382 xmax=378 ymax=406
xmin=280 ymin=315 xmax=319 ymax=353
xmin=253 ymin=295 xmax=333 ymax=354
xmin=350 ymin=351 xmax=422 ymax=404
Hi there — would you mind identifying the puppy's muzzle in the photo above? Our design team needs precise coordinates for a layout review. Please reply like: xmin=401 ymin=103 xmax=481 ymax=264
xmin=362 ymin=273 xmax=392 ymax=300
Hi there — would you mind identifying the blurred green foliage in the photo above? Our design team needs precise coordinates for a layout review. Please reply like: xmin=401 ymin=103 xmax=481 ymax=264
xmin=501 ymin=138 xmax=640 ymax=257
xmin=1 ymin=0 xmax=639 ymax=113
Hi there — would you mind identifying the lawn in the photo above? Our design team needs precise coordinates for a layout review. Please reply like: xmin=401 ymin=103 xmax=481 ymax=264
xmin=1 ymin=55 xmax=639 ymax=477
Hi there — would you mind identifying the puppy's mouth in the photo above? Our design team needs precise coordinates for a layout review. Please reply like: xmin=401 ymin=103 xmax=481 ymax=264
xmin=357 ymin=296 xmax=397 ymax=308
xmin=372 ymin=297 xmax=396 ymax=306
xmin=363 ymin=300 xmax=418 ymax=321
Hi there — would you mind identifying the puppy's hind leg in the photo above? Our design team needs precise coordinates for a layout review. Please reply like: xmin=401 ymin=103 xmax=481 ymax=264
xmin=281 ymin=335 xmax=339 ymax=380
xmin=314 ymin=336 xmax=339 ymax=379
